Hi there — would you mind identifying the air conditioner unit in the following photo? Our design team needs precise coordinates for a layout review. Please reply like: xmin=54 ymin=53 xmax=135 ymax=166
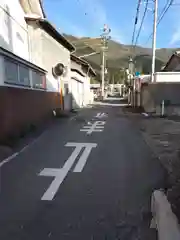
xmin=52 ymin=63 xmax=65 ymax=78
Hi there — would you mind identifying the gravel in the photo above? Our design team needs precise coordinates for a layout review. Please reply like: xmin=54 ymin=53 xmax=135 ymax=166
xmin=123 ymin=107 xmax=180 ymax=224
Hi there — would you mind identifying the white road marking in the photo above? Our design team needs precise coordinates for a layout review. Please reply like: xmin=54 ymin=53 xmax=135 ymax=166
xmin=80 ymin=121 xmax=106 ymax=135
xmin=0 ymin=152 xmax=18 ymax=167
xmin=39 ymin=142 xmax=97 ymax=201
xmin=0 ymin=130 xmax=47 ymax=168
xmin=95 ymin=112 xmax=108 ymax=119
xmin=73 ymin=143 xmax=97 ymax=172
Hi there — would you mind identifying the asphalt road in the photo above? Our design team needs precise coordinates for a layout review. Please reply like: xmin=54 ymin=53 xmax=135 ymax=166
xmin=0 ymin=99 xmax=166 ymax=240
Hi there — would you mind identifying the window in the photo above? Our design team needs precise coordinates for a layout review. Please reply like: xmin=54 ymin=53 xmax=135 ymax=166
xmin=3 ymin=55 xmax=46 ymax=89
xmin=19 ymin=64 xmax=30 ymax=86
xmin=4 ymin=58 xmax=18 ymax=84
xmin=32 ymin=70 xmax=46 ymax=89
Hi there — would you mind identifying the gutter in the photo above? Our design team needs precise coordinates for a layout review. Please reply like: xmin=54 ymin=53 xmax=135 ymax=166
xmin=25 ymin=17 xmax=75 ymax=52
xmin=71 ymin=54 xmax=96 ymax=77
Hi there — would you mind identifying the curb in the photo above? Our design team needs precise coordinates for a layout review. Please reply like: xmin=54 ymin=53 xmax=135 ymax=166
xmin=151 ymin=190 xmax=180 ymax=240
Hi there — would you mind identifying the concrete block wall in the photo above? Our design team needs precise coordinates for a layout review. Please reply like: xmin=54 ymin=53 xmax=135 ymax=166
xmin=141 ymin=83 xmax=180 ymax=114
xmin=0 ymin=86 xmax=60 ymax=143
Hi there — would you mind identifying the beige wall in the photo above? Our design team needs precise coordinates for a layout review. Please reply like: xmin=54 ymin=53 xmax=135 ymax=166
xmin=41 ymin=31 xmax=71 ymax=92
xmin=0 ymin=0 xmax=29 ymax=60
xmin=27 ymin=21 xmax=42 ymax=67
xmin=19 ymin=0 xmax=44 ymax=18
xmin=27 ymin=20 xmax=71 ymax=93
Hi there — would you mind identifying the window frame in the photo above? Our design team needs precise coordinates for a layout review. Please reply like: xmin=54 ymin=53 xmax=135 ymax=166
xmin=18 ymin=63 xmax=31 ymax=87
xmin=31 ymin=69 xmax=46 ymax=90
xmin=3 ymin=56 xmax=46 ymax=90
xmin=4 ymin=57 xmax=19 ymax=85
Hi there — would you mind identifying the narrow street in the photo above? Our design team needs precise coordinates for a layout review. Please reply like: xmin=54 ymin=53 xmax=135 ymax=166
xmin=0 ymin=99 xmax=165 ymax=240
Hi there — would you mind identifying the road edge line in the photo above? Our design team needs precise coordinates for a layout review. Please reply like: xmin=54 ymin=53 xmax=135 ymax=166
xmin=0 ymin=131 xmax=47 ymax=168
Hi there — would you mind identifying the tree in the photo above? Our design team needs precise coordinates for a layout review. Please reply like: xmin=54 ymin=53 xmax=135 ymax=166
xmin=108 ymin=69 xmax=125 ymax=84
xmin=90 ymin=77 xmax=99 ymax=84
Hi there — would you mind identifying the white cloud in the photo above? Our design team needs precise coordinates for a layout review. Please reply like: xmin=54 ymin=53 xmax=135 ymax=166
xmin=170 ymin=28 xmax=180 ymax=45
xmin=168 ymin=2 xmax=180 ymax=46
xmin=111 ymin=28 xmax=124 ymax=43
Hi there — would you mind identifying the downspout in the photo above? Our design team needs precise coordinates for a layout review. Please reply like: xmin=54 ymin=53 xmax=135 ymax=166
xmin=60 ymin=76 xmax=64 ymax=110
xmin=85 ymin=66 xmax=90 ymax=105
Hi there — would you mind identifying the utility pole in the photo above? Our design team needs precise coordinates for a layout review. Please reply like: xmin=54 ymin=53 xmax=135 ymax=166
xmin=101 ymin=49 xmax=105 ymax=99
xmin=128 ymin=57 xmax=134 ymax=105
xmin=151 ymin=0 xmax=158 ymax=82
xmin=101 ymin=24 xmax=111 ymax=100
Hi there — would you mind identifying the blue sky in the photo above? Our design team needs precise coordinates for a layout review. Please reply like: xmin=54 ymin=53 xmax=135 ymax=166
xmin=43 ymin=0 xmax=180 ymax=48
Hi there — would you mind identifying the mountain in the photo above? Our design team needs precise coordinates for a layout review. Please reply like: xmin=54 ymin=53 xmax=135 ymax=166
xmin=64 ymin=34 xmax=179 ymax=80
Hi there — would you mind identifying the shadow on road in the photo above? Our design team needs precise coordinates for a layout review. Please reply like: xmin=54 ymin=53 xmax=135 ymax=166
xmin=94 ymin=97 xmax=128 ymax=107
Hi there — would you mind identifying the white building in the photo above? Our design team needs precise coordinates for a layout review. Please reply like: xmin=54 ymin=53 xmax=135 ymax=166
xmin=0 ymin=0 xmax=29 ymax=60
xmin=0 ymin=0 xmax=75 ymax=141
xmin=0 ymin=0 xmax=49 ymax=141
xmin=25 ymin=17 xmax=75 ymax=110
xmin=71 ymin=55 xmax=96 ymax=108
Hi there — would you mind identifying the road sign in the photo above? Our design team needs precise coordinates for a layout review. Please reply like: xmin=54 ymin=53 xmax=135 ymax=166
xmin=135 ymin=71 xmax=140 ymax=76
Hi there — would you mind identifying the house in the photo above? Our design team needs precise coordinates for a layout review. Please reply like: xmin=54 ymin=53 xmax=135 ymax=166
xmin=0 ymin=0 xmax=74 ymax=142
xmin=70 ymin=55 xmax=96 ymax=108
xmin=139 ymin=51 xmax=180 ymax=115
xmin=0 ymin=0 xmax=50 ymax=142
xmin=162 ymin=51 xmax=180 ymax=72
xmin=0 ymin=0 xmax=29 ymax=60
xmin=25 ymin=17 xmax=75 ymax=111
xmin=21 ymin=0 xmax=75 ymax=112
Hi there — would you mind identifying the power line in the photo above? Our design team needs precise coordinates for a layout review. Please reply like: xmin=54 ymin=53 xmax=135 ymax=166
xmin=134 ymin=0 xmax=149 ymax=46
xmin=131 ymin=0 xmax=142 ymax=47
xmin=156 ymin=0 xmax=174 ymax=24
xmin=145 ymin=0 xmax=174 ymax=43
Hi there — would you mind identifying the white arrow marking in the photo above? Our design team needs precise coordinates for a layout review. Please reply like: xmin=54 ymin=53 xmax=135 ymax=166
xmin=39 ymin=142 xmax=97 ymax=201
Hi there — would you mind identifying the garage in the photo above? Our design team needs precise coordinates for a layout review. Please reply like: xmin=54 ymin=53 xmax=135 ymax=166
xmin=71 ymin=77 xmax=84 ymax=109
